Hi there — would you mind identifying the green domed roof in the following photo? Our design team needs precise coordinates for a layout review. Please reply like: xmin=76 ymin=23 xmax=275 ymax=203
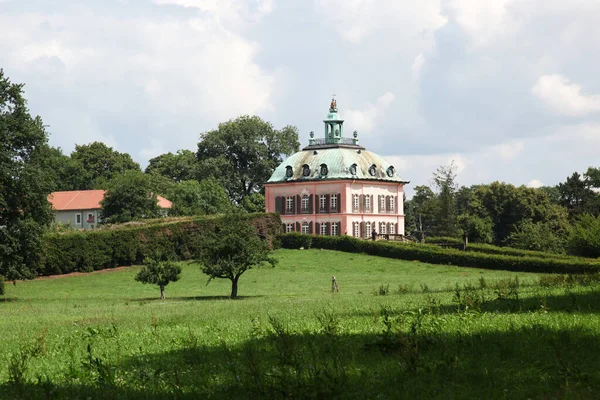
xmin=267 ymin=98 xmax=407 ymax=185
xmin=267 ymin=147 xmax=406 ymax=183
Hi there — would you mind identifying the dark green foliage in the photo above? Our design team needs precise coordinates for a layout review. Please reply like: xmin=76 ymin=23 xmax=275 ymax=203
xmin=0 ymin=70 xmax=55 ymax=281
xmin=40 ymin=214 xmax=281 ymax=276
xmin=170 ymin=178 xmax=231 ymax=216
xmin=196 ymin=115 xmax=300 ymax=203
xmin=278 ymin=232 xmax=313 ymax=249
xmin=145 ymin=149 xmax=198 ymax=183
xmin=0 ymin=275 xmax=4 ymax=295
xmin=458 ymin=214 xmax=493 ymax=243
xmin=432 ymin=162 xmax=459 ymax=237
xmin=135 ymin=256 xmax=181 ymax=299
xmin=240 ymin=192 xmax=265 ymax=213
xmin=558 ymin=172 xmax=600 ymax=218
xmin=505 ymin=219 xmax=567 ymax=254
xmin=71 ymin=141 xmax=140 ymax=189
xmin=281 ymin=234 xmax=600 ymax=274
xmin=196 ymin=213 xmax=277 ymax=298
xmin=100 ymin=170 xmax=162 ymax=224
xmin=567 ymin=214 xmax=600 ymax=258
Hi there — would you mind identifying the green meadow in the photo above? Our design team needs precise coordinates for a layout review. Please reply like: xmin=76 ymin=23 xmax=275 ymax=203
xmin=1 ymin=249 xmax=600 ymax=399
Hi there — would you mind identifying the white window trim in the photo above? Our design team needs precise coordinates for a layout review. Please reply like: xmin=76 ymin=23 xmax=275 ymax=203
xmin=353 ymin=221 xmax=360 ymax=238
xmin=301 ymin=195 xmax=310 ymax=213
xmin=365 ymin=196 xmax=371 ymax=212
xmin=331 ymin=222 xmax=339 ymax=236
xmin=76 ymin=214 xmax=82 ymax=225
xmin=320 ymin=195 xmax=327 ymax=211
xmin=379 ymin=196 xmax=385 ymax=213
xmin=389 ymin=197 xmax=395 ymax=213
xmin=389 ymin=223 xmax=395 ymax=234
xmin=365 ymin=222 xmax=372 ymax=239
xmin=380 ymin=222 xmax=386 ymax=234
xmin=353 ymin=194 xmax=359 ymax=212
xmin=331 ymin=194 xmax=338 ymax=211
xmin=320 ymin=223 xmax=328 ymax=236
xmin=286 ymin=196 xmax=294 ymax=212
xmin=301 ymin=222 xmax=310 ymax=234
xmin=286 ymin=223 xmax=294 ymax=233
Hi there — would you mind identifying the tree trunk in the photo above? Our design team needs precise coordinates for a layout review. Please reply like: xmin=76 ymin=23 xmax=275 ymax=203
xmin=160 ymin=285 xmax=165 ymax=300
xmin=230 ymin=277 xmax=239 ymax=299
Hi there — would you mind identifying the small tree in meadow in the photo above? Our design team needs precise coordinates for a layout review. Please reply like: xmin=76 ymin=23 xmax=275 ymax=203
xmin=135 ymin=257 xmax=182 ymax=299
xmin=197 ymin=214 xmax=276 ymax=298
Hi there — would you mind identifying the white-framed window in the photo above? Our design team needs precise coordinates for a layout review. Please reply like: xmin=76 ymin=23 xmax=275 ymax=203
xmin=302 ymin=195 xmax=310 ymax=213
xmin=331 ymin=194 xmax=338 ymax=211
xmin=365 ymin=195 xmax=371 ymax=212
xmin=331 ymin=222 xmax=339 ymax=236
xmin=379 ymin=196 xmax=385 ymax=213
xmin=286 ymin=196 xmax=294 ymax=213
xmin=353 ymin=221 xmax=360 ymax=238
xmin=320 ymin=195 xmax=327 ymax=211
xmin=286 ymin=223 xmax=294 ymax=233
xmin=389 ymin=196 xmax=395 ymax=213
xmin=320 ymin=223 xmax=328 ymax=236
xmin=353 ymin=194 xmax=359 ymax=212
xmin=380 ymin=222 xmax=386 ymax=234
xmin=365 ymin=222 xmax=372 ymax=239
xmin=389 ymin=223 xmax=395 ymax=234
xmin=301 ymin=222 xmax=310 ymax=234
xmin=76 ymin=214 xmax=82 ymax=225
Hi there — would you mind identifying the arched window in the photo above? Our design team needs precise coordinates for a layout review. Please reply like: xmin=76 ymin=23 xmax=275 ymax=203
xmin=302 ymin=164 xmax=311 ymax=177
xmin=365 ymin=222 xmax=372 ymax=239
xmin=369 ymin=164 xmax=377 ymax=176
xmin=301 ymin=222 xmax=310 ymax=234
xmin=353 ymin=221 xmax=360 ymax=238
xmin=320 ymin=164 xmax=328 ymax=176
xmin=389 ymin=223 xmax=395 ymax=234
xmin=349 ymin=164 xmax=357 ymax=176
xmin=380 ymin=222 xmax=386 ymax=234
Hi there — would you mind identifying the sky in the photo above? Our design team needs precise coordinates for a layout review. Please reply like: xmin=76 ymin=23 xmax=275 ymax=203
xmin=1 ymin=0 xmax=600 ymax=197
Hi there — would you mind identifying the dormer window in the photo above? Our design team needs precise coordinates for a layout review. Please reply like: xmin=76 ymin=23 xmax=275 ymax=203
xmin=369 ymin=164 xmax=377 ymax=176
xmin=349 ymin=164 xmax=357 ymax=176
xmin=386 ymin=166 xmax=395 ymax=177
xmin=320 ymin=164 xmax=328 ymax=176
xmin=285 ymin=166 xmax=293 ymax=178
xmin=302 ymin=164 xmax=311 ymax=177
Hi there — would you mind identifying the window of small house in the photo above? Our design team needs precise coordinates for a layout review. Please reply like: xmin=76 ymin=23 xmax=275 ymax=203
xmin=76 ymin=214 xmax=81 ymax=224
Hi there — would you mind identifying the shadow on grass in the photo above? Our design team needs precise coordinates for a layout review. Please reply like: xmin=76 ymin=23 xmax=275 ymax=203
xmin=2 ymin=323 xmax=599 ymax=399
xmin=0 ymin=297 xmax=20 ymax=303
xmin=135 ymin=295 xmax=263 ymax=302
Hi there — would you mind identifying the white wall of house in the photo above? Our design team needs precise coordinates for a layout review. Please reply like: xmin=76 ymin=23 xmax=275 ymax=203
xmin=54 ymin=209 xmax=101 ymax=230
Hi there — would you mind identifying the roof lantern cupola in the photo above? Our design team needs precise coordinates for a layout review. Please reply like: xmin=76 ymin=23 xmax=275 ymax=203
xmin=324 ymin=97 xmax=344 ymax=144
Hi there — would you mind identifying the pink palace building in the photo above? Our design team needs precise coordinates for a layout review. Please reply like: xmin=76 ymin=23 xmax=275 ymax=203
xmin=264 ymin=99 xmax=409 ymax=238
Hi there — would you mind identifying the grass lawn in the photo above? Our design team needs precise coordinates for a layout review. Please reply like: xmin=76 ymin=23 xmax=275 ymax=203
xmin=1 ymin=249 xmax=600 ymax=399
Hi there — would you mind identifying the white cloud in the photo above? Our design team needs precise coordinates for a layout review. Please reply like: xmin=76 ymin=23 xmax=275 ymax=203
xmin=345 ymin=93 xmax=395 ymax=133
xmin=448 ymin=0 xmax=513 ymax=45
xmin=532 ymin=74 xmax=600 ymax=116
xmin=412 ymin=53 xmax=425 ymax=79
xmin=527 ymin=179 xmax=544 ymax=188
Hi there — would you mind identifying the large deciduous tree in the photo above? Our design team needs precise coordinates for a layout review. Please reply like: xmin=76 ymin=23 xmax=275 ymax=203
xmin=557 ymin=172 xmax=599 ymax=218
xmin=0 ymin=70 xmax=54 ymax=282
xmin=71 ymin=141 xmax=140 ymax=189
xmin=100 ymin=170 xmax=162 ymax=224
xmin=431 ymin=161 xmax=459 ymax=237
xmin=170 ymin=178 xmax=231 ymax=216
xmin=145 ymin=149 xmax=198 ymax=183
xmin=197 ymin=213 xmax=276 ymax=298
xmin=196 ymin=116 xmax=300 ymax=203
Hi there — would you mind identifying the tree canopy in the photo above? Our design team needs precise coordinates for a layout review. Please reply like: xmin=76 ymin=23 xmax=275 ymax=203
xmin=100 ymin=170 xmax=163 ymax=224
xmin=196 ymin=115 xmax=299 ymax=203
xmin=135 ymin=256 xmax=182 ymax=299
xmin=71 ymin=141 xmax=140 ymax=189
xmin=0 ymin=69 xmax=54 ymax=281
xmin=145 ymin=150 xmax=198 ymax=183
xmin=170 ymin=178 xmax=231 ymax=216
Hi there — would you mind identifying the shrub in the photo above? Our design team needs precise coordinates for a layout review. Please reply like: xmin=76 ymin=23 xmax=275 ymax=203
xmin=568 ymin=214 xmax=600 ymax=258
xmin=279 ymin=233 xmax=313 ymax=250
xmin=279 ymin=234 xmax=600 ymax=274
xmin=39 ymin=214 xmax=281 ymax=276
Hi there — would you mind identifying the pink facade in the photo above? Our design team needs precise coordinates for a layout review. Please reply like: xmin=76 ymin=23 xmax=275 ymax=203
xmin=265 ymin=180 xmax=405 ymax=238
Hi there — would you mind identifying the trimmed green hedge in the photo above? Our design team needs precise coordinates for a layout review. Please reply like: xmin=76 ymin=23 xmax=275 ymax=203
xmin=280 ymin=234 xmax=600 ymax=274
xmin=425 ymin=236 xmax=595 ymax=262
xmin=39 ymin=213 xmax=281 ymax=276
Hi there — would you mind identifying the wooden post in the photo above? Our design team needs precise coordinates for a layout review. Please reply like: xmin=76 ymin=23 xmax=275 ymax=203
xmin=331 ymin=275 xmax=339 ymax=293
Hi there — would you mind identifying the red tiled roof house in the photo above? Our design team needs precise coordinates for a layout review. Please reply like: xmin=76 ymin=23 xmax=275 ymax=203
xmin=47 ymin=190 xmax=172 ymax=229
